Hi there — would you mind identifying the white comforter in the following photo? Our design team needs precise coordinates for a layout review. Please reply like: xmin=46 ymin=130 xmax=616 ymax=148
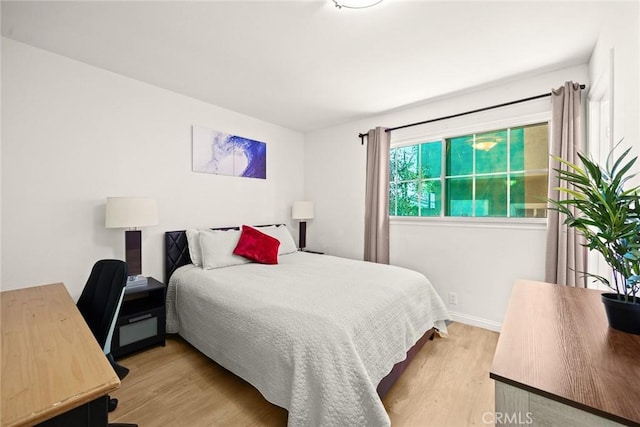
xmin=166 ymin=252 xmax=449 ymax=427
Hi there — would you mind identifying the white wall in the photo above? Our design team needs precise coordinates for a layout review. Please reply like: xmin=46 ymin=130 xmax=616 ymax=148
xmin=1 ymin=38 xmax=305 ymax=299
xmin=304 ymin=65 xmax=589 ymax=330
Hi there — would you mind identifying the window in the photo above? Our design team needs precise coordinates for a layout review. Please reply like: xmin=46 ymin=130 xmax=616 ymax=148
xmin=389 ymin=123 xmax=549 ymax=218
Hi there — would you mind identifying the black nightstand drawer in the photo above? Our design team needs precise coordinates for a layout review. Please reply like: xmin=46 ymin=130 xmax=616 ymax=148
xmin=111 ymin=276 xmax=166 ymax=358
xmin=118 ymin=305 xmax=164 ymax=342
xmin=121 ymin=316 xmax=156 ymax=346
xmin=113 ymin=306 xmax=165 ymax=357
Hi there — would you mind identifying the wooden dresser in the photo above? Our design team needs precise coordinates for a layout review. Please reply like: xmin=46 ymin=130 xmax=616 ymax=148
xmin=491 ymin=280 xmax=640 ymax=427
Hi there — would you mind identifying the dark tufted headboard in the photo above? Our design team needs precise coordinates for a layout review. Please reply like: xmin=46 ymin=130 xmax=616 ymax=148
xmin=164 ymin=224 xmax=285 ymax=283
xmin=164 ymin=230 xmax=190 ymax=283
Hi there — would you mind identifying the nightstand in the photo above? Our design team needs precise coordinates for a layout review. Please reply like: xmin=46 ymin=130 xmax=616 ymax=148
xmin=112 ymin=276 xmax=166 ymax=358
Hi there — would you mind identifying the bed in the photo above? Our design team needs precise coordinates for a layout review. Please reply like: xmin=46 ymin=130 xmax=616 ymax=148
xmin=164 ymin=225 xmax=450 ymax=427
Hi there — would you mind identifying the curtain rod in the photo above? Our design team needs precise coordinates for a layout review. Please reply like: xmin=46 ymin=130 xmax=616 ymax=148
xmin=358 ymin=84 xmax=585 ymax=144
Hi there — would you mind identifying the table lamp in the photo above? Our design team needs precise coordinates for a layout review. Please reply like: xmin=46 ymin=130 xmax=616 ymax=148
xmin=106 ymin=197 xmax=158 ymax=284
xmin=292 ymin=201 xmax=314 ymax=250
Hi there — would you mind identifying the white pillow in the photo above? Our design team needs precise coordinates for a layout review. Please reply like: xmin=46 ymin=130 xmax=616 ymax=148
xmin=200 ymin=229 xmax=251 ymax=269
xmin=259 ymin=225 xmax=298 ymax=255
xmin=186 ymin=229 xmax=203 ymax=267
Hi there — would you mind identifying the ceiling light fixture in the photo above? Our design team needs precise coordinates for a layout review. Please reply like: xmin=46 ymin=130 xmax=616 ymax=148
xmin=332 ymin=0 xmax=383 ymax=9
xmin=472 ymin=140 xmax=498 ymax=151
xmin=471 ymin=136 xmax=500 ymax=152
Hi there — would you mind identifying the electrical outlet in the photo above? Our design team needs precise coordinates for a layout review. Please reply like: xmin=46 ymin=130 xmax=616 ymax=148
xmin=448 ymin=292 xmax=458 ymax=305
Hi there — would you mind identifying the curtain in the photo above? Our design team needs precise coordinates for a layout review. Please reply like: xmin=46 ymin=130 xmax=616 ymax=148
xmin=545 ymin=82 xmax=587 ymax=287
xmin=364 ymin=127 xmax=390 ymax=264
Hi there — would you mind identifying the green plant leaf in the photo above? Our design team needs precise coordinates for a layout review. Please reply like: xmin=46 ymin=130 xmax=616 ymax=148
xmin=549 ymin=141 xmax=640 ymax=294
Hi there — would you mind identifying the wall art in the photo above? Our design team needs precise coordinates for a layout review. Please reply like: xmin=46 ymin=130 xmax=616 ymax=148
xmin=192 ymin=125 xmax=266 ymax=179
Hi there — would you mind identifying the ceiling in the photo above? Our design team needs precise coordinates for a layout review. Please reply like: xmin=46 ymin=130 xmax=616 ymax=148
xmin=0 ymin=1 xmax=626 ymax=132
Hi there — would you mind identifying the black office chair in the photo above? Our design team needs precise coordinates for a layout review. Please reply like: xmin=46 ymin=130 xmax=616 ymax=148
xmin=77 ymin=259 xmax=137 ymax=427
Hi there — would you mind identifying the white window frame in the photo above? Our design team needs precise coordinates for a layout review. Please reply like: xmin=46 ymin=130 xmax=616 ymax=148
xmin=389 ymin=111 xmax=551 ymax=228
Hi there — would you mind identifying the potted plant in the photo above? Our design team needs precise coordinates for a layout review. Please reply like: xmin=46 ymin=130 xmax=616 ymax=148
xmin=549 ymin=145 xmax=640 ymax=335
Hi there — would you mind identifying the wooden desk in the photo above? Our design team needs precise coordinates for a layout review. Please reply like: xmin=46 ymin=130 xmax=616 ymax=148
xmin=491 ymin=280 xmax=640 ymax=426
xmin=1 ymin=283 xmax=120 ymax=426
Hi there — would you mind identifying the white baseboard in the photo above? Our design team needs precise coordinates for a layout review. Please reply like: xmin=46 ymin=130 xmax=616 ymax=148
xmin=448 ymin=311 xmax=502 ymax=332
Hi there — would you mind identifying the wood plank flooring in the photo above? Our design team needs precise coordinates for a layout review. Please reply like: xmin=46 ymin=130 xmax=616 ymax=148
xmin=110 ymin=322 xmax=498 ymax=426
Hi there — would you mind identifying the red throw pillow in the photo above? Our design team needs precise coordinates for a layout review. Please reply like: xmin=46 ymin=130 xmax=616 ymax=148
xmin=233 ymin=225 xmax=280 ymax=265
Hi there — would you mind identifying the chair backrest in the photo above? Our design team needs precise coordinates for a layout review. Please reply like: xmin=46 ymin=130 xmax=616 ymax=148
xmin=77 ymin=259 xmax=128 ymax=353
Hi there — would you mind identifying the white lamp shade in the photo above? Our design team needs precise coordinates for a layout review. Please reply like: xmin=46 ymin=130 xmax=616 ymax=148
xmin=105 ymin=197 xmax=159 ymax=228
xmin=292 ymin=201 xmax=314 ymax=220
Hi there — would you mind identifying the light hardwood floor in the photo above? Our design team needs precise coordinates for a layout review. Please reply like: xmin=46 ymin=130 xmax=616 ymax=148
xmin=110 ymin=322 xmax=498 ymax=426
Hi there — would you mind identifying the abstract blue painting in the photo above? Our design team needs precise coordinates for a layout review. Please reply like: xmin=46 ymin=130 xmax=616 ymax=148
xmin=192 ymin=125 xmax=266 ymax=179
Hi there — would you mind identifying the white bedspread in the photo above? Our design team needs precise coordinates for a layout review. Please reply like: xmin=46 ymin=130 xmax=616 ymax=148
xmin=166 ymin=252 xmax=449 ymax=427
